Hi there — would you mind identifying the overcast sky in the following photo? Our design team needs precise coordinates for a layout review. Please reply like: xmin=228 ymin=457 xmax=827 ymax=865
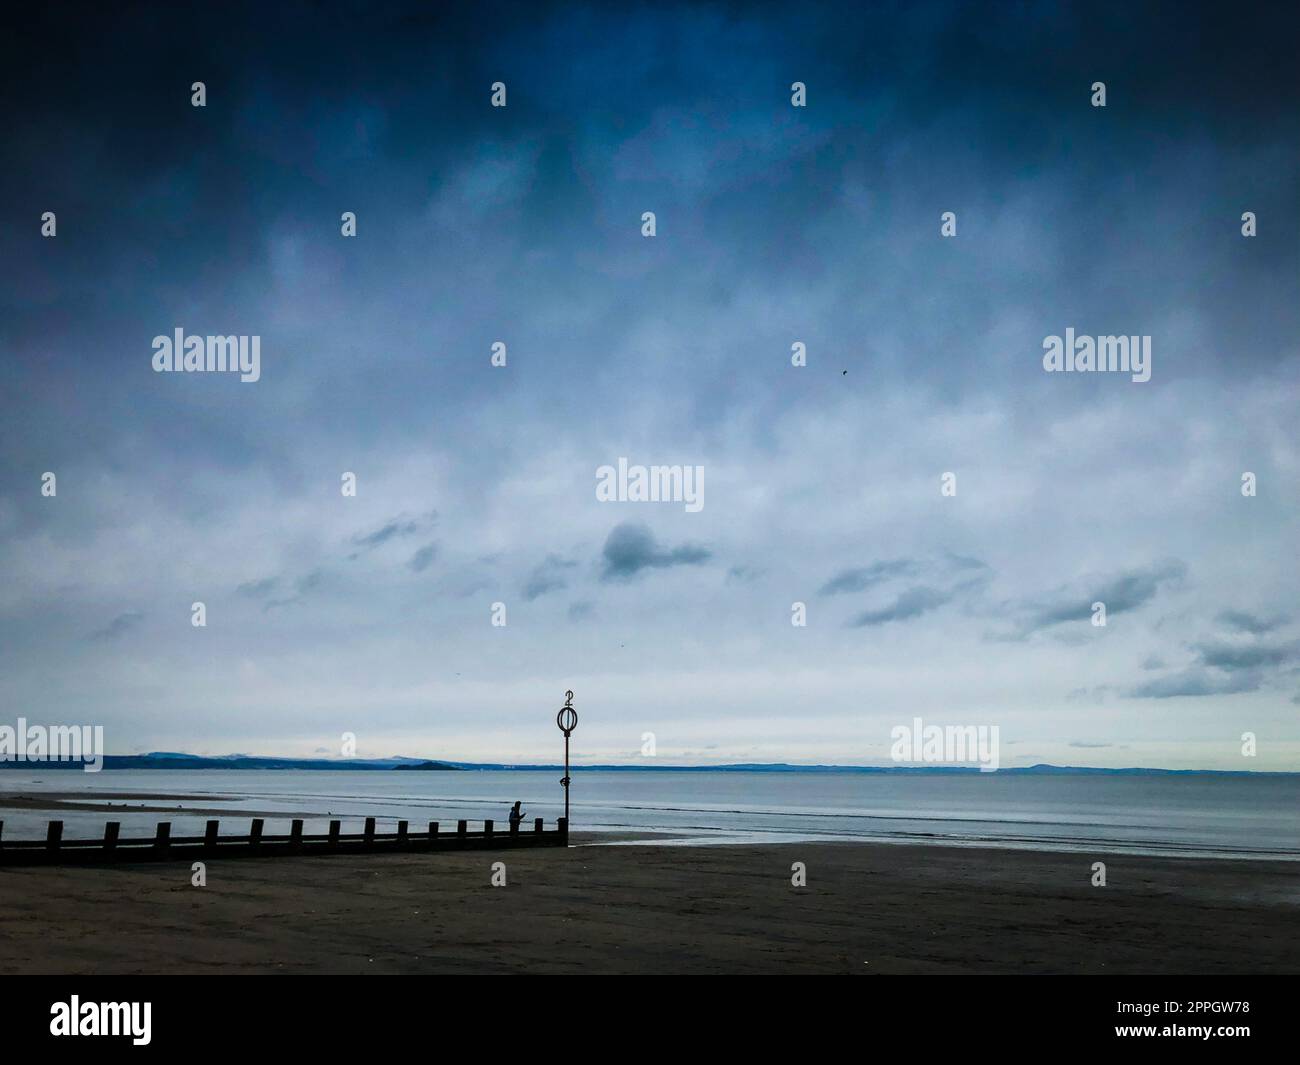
xmin=1 ymin=1 xmax=1297 ymax=769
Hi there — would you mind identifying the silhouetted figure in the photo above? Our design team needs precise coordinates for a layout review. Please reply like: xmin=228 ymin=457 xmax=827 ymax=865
xmin=508 ymin=800 xmax=526 ymax=831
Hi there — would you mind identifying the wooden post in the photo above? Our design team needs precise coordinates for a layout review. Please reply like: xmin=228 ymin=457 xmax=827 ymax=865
xmin=363 ymin=817 xmax=376 ymax=847
xmin=428 ymin=820 xmax=439 ymax=844
xmin=47 ymin=820 xmax=63 ymax=852
xmin=249 ymin=818 xmax=264 ymax=852
xmin=484 ymin=818 xmax=494 ymax=841
xmin=155 ymin=822 xmax=171 ymax=854
xmin=558 ymin=816 xmax=568 ymax=846
xmin=204 ymin=820 xmax=219 ymax=851
xmin=533 ymin=817 xmax=543 ymax=834
xmin=396 ymin=820 xmax=408 ymax=844
xmin=328 ymin=820 xmax=340 ymax=849
xmin=457 ymin=819 xmax=467 ymax=841
xmin=290 ymin=819 xmax=303 ymax=851
xmin=104 ymin=822 xmax=120 ymax=852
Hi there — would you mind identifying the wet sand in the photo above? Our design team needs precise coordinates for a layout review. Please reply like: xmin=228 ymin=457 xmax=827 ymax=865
xmin=0 ymin=791 xmax=311 ymax=819
xmin=1 ymin=838 xmax=1296 ymax=974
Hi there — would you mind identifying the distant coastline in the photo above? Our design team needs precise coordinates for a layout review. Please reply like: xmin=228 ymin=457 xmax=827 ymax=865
xmin=0 ymin=752 xmax=1294 ymax=776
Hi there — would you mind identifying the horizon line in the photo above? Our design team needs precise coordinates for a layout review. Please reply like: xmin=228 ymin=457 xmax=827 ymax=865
xmin=8 ymin=751 xmax=1295 ymax=776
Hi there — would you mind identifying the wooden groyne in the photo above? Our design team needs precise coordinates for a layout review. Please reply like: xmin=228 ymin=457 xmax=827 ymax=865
xmin=0 ymin=816 xmax=568 ymax=866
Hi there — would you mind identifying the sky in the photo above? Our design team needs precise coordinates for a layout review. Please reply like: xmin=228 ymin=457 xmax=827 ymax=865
xmin=1 ymin=1 xmax=1298 ymax=770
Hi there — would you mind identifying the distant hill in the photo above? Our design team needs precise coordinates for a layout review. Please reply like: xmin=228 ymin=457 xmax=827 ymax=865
xmin=0 ymin=752 xmax=1293 ymax=775
xmin=0 ymin=753 xmax=456 ymax=772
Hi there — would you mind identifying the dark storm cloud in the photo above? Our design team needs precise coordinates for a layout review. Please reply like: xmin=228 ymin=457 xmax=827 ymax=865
xmin=600 ymin=523 xmax=710 ymax=581
xmin=0 ymin=1 xmax=1295 ymax=530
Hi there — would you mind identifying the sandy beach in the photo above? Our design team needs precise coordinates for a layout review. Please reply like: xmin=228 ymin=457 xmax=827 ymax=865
xmin=2 ymin=837 xmax=1296 ymax=975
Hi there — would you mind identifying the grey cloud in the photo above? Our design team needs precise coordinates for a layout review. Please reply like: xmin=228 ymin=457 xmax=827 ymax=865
xmin=1018 ymin=560 xmax=1186 ymax=635
xmin=89 ymin=611 xmax=144 ymax=641
xmin=265 ymin=570 xmax=326 ymax=611
xmin=236 ymin=577 xmax=278 ymax=599
xmin=1217 ymin=610 xmax=1289 ymax=635
xmin=408 ymin=543 xmax=438 ymax=573
xmin=523 ymin=554 xmax=578 ymax=600
xmin=600 ymin=523 xmax=711 ymax=582
xmin=296 ymin=571 xmax=324 ymax=594
xmin=1125 ymin=635 xmax=1300 ymax=699
xmin=823 ymin=556 xmax=989 ymax=629
xmin=353 ymin=521 xmax=414 ymax=548
xmin=1193 ymin=640 xmax=1300 ymax=672
xmin=1129 ymin=669 xmax=1262 ymax=699
xmin=819 ymin=559 xmax=916 ymax=596
xmin=1096 ymin=560 xmax=1188 ymax=611
xmin=1066 ymin=686 xmax=1114 ymax=703
xmin=350 ymin=511 xmax=439 ymax=554
xmin=849 ymin=586 xmax=952 ymax=627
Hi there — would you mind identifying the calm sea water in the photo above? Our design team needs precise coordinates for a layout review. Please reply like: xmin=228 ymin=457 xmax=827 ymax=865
xmin=2 ymin=769 xmax=1297 ymax=859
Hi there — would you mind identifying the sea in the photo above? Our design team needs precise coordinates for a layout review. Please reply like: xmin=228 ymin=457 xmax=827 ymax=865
xmin=1 ymin=769 xmax=1297 ymax=860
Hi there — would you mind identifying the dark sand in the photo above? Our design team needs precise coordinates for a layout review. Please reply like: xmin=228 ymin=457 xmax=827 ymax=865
xmin=1 ymin=838 xmax=1296 ymax=974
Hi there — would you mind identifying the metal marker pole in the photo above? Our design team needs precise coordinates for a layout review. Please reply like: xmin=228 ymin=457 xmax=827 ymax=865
xmin=556 ymin=690 xmax=578 ymax=826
